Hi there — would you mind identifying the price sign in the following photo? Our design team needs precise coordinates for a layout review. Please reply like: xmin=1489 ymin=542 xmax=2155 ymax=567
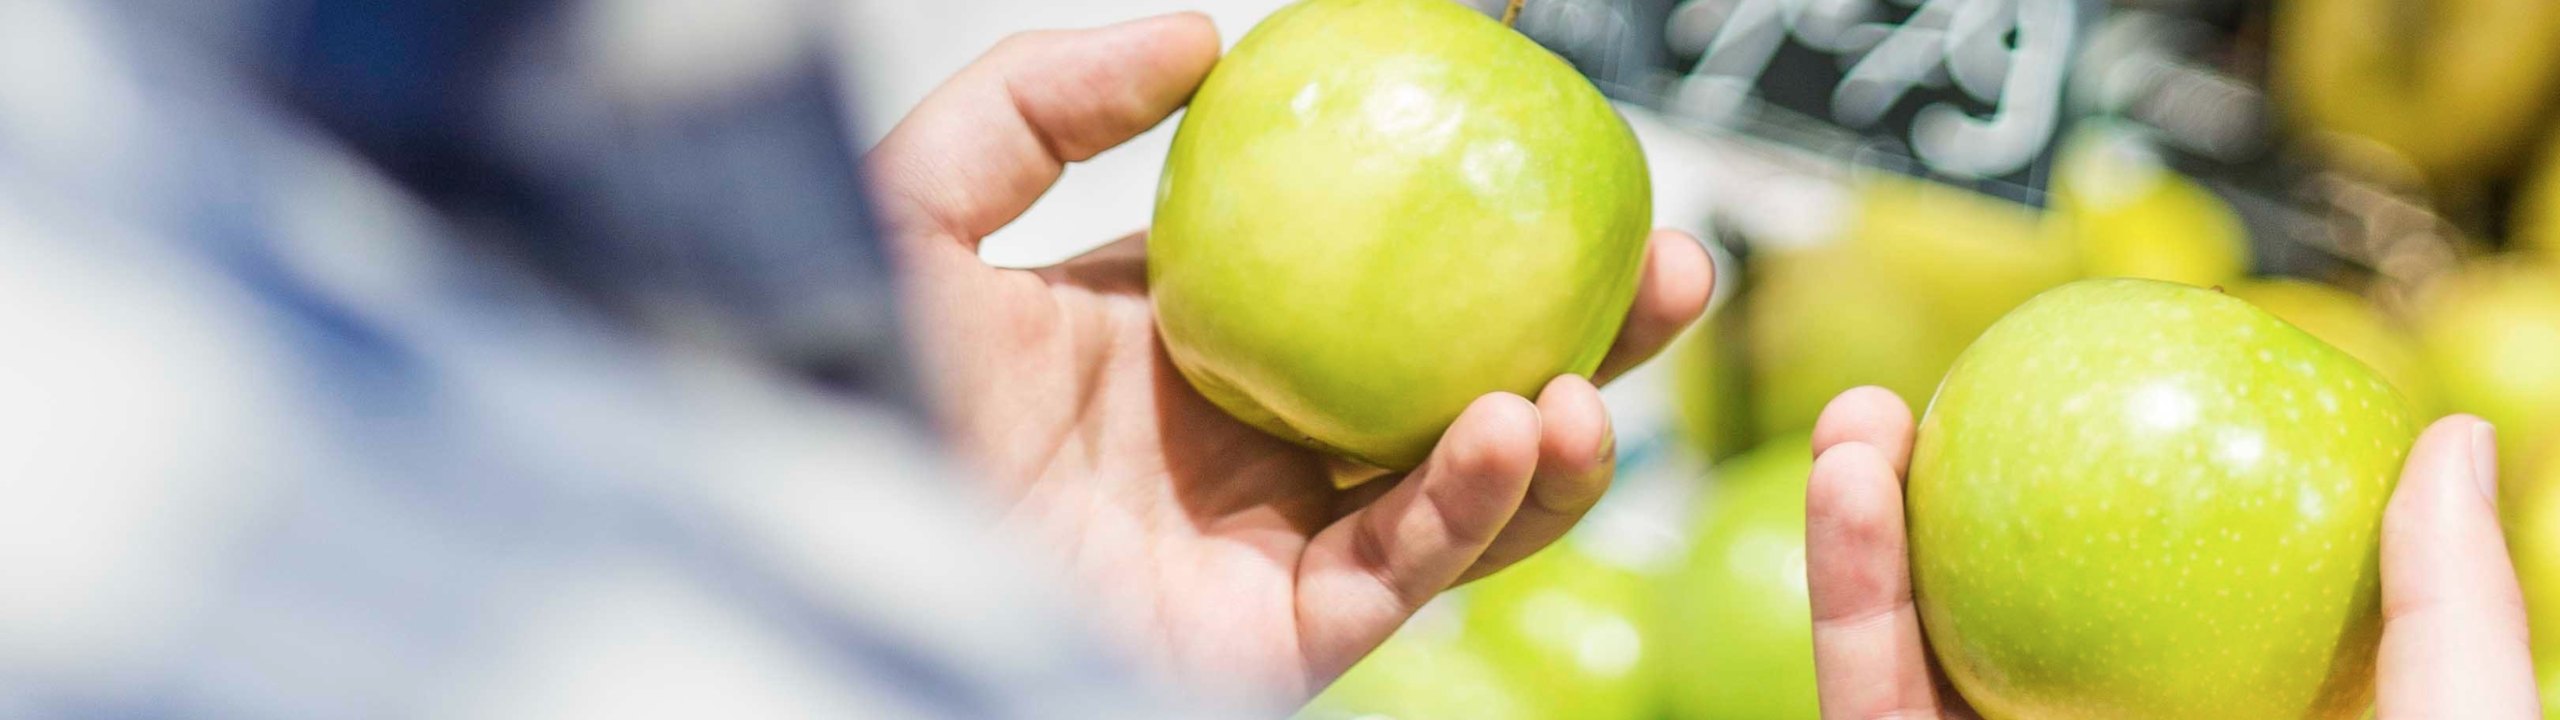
xmin=1521 ymin=0 xmax=2101 ymax=193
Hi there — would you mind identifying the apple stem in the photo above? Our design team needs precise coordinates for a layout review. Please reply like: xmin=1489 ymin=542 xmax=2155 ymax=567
xmin=1503 ymin=0 xmax=1523 ymax=27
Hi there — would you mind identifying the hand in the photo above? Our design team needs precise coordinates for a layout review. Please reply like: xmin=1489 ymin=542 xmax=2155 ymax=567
xmin=1802 ymin=386 xmax=2542 ymax=719
xmin=863 ymin=13 xmax=1713 ymax=705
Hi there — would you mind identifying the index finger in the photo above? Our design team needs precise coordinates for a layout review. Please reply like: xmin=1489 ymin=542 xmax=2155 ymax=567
xmin=1805 ymin=388 xmax=1958 ymax=719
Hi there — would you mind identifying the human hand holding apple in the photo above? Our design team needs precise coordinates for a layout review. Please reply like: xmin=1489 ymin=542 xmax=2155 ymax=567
xmin=1798 ymin=281 xmax=2539 ymax=719
xmin=866 ymin=4 xmax=1712 ymax=705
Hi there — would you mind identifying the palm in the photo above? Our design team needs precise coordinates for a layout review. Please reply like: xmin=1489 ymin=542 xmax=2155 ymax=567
xmin=952 ymin=237 xmax=1340 ymax=696
xmin=867 ymin=13 xmax=1709 ymax=706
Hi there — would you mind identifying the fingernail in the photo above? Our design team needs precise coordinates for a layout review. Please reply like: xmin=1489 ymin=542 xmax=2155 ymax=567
xmin=1595 ymin=430 xmax=1617 ymax=465
xmin=2471 ymin=421 xmax=2500 ymax=507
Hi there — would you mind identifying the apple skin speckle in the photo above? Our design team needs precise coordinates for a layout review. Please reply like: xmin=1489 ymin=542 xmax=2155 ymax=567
xmin=1909 ymin=278 xmax=2417 ymax=720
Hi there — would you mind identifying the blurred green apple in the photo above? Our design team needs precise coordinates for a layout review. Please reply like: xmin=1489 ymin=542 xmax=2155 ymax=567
xmin=1151 ymin=0 xmax=1651 ymax=471
xmin=2509 ymin=448 xmax=2560 ymax=720
xmin=2520 ymin=139 xmax=2560 ymax=259
xmin=1742 ymin=246 xmax=1954 ymax=438
xmin=1737 ymin=177 xmax=2072 ymax=439
xmin=2049 ymin=127 xmax=2250 ymax=288
xmin=2414 ymin=260 xmax=2560 ymax=491
xmin=1847 ymin=174 xmax=2079 ymax=343
xmin=1462 ymin=542 xmax=1661 ymax=720
xmin=2272 ymin=0 xmax=2560 ymax=187
xmin=1299 ymin=607 xmax=1532 ymax=720
xmin=1911 ymin=278 xmax=2417 ymax=720
xmin=1670 ymin=312 xmax=1751 ymax=463
xmin=1660 ymin=436 xmax=1819 ymax=720
xmin=2228 ymin=278 xmax=2440 ymax=416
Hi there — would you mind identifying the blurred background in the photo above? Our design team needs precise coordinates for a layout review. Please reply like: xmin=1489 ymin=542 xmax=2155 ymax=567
xmin=838 ymin=0 xmax=2560 ymax=718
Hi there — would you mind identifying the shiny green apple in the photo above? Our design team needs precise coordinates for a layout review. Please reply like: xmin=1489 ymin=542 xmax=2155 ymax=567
xmin=2415 ymin=260 xmax=2560 ymax=489
xmin=1151 ymin=0 xmax=1651 ymax=471
xmin=2228 ymin=278 xmax=2440 ymax=416
xmin=1910 ymin=278 xmax=2418 ymax=720
xmin=1462 ymin=542 xmax=1661 ymax=720
xmin=2049 ymin=127 xmax=2250 ymax=288
xmin=1660 ymin=436 xmax=1819 ymax=720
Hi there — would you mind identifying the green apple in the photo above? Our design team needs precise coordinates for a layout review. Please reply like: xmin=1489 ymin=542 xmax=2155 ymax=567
xmin=2515 ymin=138 xmax=2560 ymax=259
xmin=1741 ymin=245 xmax=1955 ymax=438
xmin=1151 ymin=0 xmax=1651 ymax=471
xmin=1660 ymin=435 xmax=1819 ymax=720
xmin=2509 ymin=447 xmax=2560 ymax=720
xmin=2049 ymin=126 xmax=2250 ymax=288
xmin=1671 ymin=310 xmax=1751 ymax=462
xmin=1729 ymin=177 xmax=2069 ymax=440
xmin=1910 ymin=278 xmax=2418 ymax=720
xmin=2272 ymin=0 xmax=2560 ymax=187
xmin=1462 ymin=542 xmax=1661 ymax=720
xmin=1298 ymin=607 xmax=1532 ymax=720
xmin=2228 ymin=278 xmax=2440 ymax=416
xmin=1847 ymin=174 xmax=2080 ymax=343
xmin=2413 ymin=260 xmax=2560 ymax=492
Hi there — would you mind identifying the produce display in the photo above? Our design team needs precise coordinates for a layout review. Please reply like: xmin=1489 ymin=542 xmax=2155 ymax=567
xmin=1147 ymin=0 xmax=2560 ymax=717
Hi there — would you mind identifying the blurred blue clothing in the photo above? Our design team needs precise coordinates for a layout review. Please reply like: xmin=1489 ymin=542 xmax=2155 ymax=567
xmin=0 ymin=1 xmax=1175 ymax=717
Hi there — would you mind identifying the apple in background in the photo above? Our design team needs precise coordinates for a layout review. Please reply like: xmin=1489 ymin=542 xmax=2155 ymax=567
xmin=1847 ymin=174 xmax=2079 ymax=344
xmin=2413 ymin=260 xmax=2560 ymax=492
xmin=1659 ymin=435 xmax=1819 ymax=720
xmin=1670 ymin=311 xmax=1752 ymax=466
xmin=2509 ymin=439 xmax=2560 ymax=679
xmin=1741 ymin=245 xmax=1955 ymax=438
xmin=1297 ymin=604 xmax=1531 ymax=720
xmin=1720 ymin=176 xmax=2069 ymax=442
xmin=2513 ymin=138 xmax=2560 ymax=259
xmin=1150 ymin=0 xmax=1651 ymax=472
xmin=1910 ymin=278 xmax=2418 ymax=720
xmin=2505 ymin=442 xmax=2560 ymax=720
xmin=2228 ymin=278 xmax=2441 ymax=417
xmin=2048 ymin=126 xmax=2250 ymax=288
xmin=2271 ymin=0 xmax=2560 ymax=189
xmin=1462 ymin=542 xmax=1662 ymax=720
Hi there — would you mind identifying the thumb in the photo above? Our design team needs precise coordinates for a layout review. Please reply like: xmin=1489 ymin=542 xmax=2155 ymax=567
xmin=866 ymin=13 xmax=1219 ymax=251
xmin=2376 ymin=416 xmax=2541 ymax=719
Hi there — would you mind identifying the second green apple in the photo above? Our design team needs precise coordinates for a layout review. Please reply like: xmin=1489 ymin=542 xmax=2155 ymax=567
xmin=1911 ymin=279 xmax=2416 ymax=720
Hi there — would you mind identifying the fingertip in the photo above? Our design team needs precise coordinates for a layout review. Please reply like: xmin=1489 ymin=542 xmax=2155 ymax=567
xmin=1535 ymin=374 xmax=1610 ymax=465
xmin=1812 ymin=387 xmax=1916 ymax=471
xmin=2385 ymin=412 xmax=2488 ymax=512
xmin=1643 ymin=229 xmax=1715 ymax=327
xmin=1528 ymin=374 xmax=1614 ymax=516
xmin=1809 ymin=441 xmax=1902 ymax=533
xmin=1594 ymin=231 xmax=1714 ymax=384
xmin=1437 ymin=392 xmax=1543 ymax=482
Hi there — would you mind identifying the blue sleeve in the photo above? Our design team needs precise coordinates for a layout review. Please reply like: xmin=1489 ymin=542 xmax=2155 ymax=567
xmin=0 ymin=1 xmax=1193 ymax=718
